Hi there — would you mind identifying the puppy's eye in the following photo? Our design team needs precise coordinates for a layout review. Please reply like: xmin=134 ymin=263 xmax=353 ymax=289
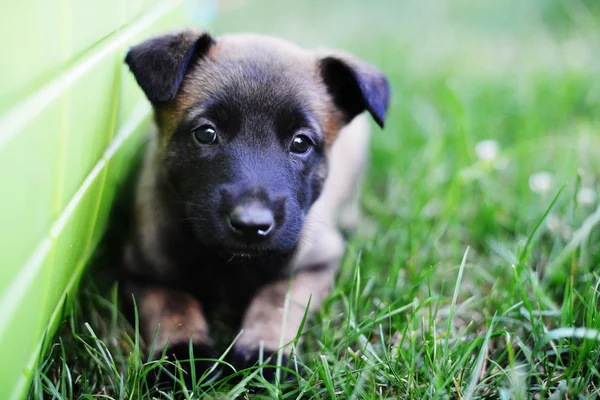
xmin=193 ymin=125 xmax=217 ymax=145
xmin=290 ymin=135 xmax=312 ymax=154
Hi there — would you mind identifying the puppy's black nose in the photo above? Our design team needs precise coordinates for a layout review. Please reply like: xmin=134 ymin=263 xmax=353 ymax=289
xmin=228 ymin=203 xmax=274 ymax=241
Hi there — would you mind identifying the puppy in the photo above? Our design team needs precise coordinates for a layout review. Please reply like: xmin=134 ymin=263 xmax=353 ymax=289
xmin=122 ymin=29 xmax=389 ymax=386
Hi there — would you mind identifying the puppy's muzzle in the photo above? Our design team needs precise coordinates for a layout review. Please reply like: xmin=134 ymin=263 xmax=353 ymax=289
xmin=228 ymin=202 xmax=275 ymax=242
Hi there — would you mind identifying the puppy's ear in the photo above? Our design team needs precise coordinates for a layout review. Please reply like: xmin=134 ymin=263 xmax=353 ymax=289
xmin=319 ymin=52 xmax=390 ymax=128
xmin=125 ymin=29 xmax=215 ymax=104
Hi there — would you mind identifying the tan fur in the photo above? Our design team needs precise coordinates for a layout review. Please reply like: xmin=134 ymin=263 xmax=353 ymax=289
xmin=127 ymin=131 xmax=177 ymax=278
xmin=236 ymin=269 xmax=334 ymax=353
xmin=129 ymin=282 xmax=211 ymax=353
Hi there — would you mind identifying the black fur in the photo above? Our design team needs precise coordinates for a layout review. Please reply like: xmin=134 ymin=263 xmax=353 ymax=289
xmin=125 ymin=31 xmax=215 ymax=104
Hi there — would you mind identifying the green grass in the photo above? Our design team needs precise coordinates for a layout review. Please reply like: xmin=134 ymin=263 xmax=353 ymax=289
xmin=29 ymin=0 xmax=600 ymax=398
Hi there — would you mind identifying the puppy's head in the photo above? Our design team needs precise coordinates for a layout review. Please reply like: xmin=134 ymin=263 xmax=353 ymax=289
xmin=126 ymin=29 xmax=389 ymax=256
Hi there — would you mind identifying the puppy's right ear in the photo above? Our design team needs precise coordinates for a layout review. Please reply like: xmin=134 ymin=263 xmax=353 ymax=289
xmin=125 ymin=29 xmax=215 ymax=104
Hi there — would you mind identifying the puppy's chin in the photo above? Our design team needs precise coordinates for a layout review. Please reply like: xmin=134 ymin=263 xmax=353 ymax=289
xmin=190 ymin=224 xmax=301 ymax=258
xmin=217 ymin=249 xmax=270 ymax=259
xmin=212 ymin=239 xmax=298 ymax=259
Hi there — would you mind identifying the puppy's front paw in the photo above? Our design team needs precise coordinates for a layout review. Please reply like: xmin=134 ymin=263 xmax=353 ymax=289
xmin=151 ymin=343 xmax=219 ymax=390
xmin=229 ymin=347 xmax=299 ymax=383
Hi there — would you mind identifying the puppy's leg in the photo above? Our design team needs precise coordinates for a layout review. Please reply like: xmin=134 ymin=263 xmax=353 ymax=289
xmin=124 ymin=281 xmax=216 ymax=387
xmin=232 ymin=267 xmax=334 ymax=380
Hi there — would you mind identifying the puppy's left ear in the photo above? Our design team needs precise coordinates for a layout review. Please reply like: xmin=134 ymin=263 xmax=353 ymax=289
xmin=319 ymin=52 xmax=390 ymax=128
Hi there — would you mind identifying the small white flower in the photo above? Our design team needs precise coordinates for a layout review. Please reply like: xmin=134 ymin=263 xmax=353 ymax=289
xmin=561 ymin=226 xmax=573 ymax=241
xmin=529 ymin=171 xmax=554 ymax=195
xmin=546 ymin=214 xmax=563 ymax=234
xmin=546 ymin=215 xmax=572 ymax=239
xmin=494 ymin=156 xmax=510 ymax=171
xmin=577 ymin=187 xmax=597 ymax=206
xmin=563 ymin=38 xmax=591 ymax=69
xmin=475 ymin=139 xmax=500 ymax=162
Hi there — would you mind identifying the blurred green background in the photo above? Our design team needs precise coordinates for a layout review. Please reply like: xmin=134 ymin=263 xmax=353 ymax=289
xmin=1 ymin=0 xmax=599 ymax=398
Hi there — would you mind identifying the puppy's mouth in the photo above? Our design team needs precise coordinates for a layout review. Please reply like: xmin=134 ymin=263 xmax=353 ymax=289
xmin=229 ymin=251 xmax=262 ymax=258
xmin=216 ymin=246 xmax=276 ymax=259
